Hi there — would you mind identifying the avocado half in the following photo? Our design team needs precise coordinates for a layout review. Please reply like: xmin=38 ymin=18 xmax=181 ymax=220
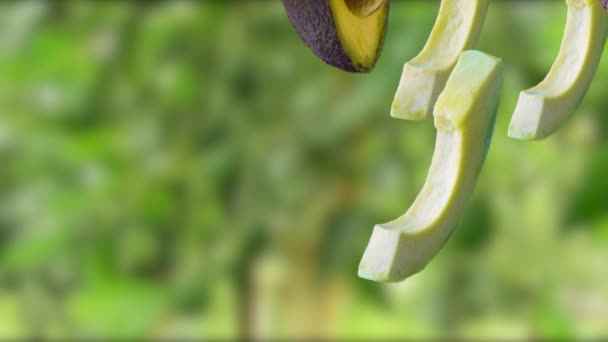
xmin=282 ymin=0 xmax=390 ymax=73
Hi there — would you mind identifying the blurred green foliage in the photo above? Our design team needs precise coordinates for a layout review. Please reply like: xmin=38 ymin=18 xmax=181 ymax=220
xmin=0 ymin=1 xmax=607 ymax=339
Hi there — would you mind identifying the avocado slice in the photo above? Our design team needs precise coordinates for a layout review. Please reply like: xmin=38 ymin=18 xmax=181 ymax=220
xmin=358 ymin=51 xmax=503 ymax=282
xmin=391 ymin=0 xmax=490 ymax=120
xmin=508 ymin=0 xmax=608 ymax=140
xmin=282 ymin=0 xmax=389 ymax=73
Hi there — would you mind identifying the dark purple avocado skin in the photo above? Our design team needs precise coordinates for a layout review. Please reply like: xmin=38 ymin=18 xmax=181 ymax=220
xmin=282 ymin=0 xmax=388 ymax=73
xmin=603 ymin=0 xmax=608 ymax=11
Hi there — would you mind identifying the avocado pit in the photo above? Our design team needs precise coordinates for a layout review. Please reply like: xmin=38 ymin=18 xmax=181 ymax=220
xmin=345 ymin=0 xmax=387 ymax=17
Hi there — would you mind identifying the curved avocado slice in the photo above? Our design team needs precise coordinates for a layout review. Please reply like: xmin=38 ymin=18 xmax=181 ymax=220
xmin=391 ymin=0 xmax=490 ymax=120
xmin=282 ymin=0 xmax=389 ymax=73
xmin=508 ymin=0 xmax=608 ymax=140
xmin=358 ymin=51 xmax=503 ymax=282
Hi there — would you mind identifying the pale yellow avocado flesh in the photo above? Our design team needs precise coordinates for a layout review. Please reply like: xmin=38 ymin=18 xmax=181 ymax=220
xmin=509 ymin=0 xmax=608 ymax=140
xmin=358 ymin=51 xmax=503 ymax=282
xmin=391 ymin=0 xmax=490 ymax=120
xmin=330 ymin=0 xmax=389 ymax=71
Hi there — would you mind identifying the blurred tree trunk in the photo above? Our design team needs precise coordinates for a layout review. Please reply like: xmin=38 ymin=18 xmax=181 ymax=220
xmin=247 ymin=180 xmax=353 ymax=339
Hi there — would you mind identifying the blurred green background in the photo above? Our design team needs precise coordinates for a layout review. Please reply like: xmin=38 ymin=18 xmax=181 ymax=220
xmin=0 ymin=1 xmax=607 ymax=339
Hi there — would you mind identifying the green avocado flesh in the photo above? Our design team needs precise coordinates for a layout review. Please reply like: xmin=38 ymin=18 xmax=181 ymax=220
xmin=391 ymin=0 xmax=490 ymax=120
xmin=358 ymin=51 xmax=503 ymax=282
xmin=282 ymin=0 xmax=389 ymax=72
xmin=508 ymin=0 xmax=608 ymax=140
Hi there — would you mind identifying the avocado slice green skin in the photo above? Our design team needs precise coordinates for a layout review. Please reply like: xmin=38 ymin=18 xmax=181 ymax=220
xmin=282 ymin=0 xmax=389 ymax=73
xmin=508 ymin=0 xmax=608 ymax=140
xmin=358 ymin=51 xmax=503 ymax=282
xmin=391 ymin=0 xmax=490 ymax=121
